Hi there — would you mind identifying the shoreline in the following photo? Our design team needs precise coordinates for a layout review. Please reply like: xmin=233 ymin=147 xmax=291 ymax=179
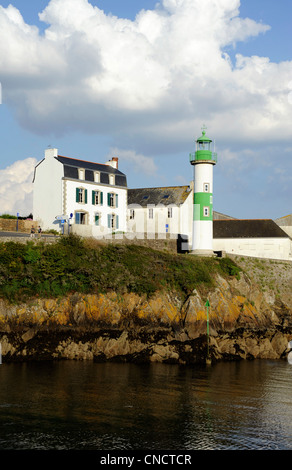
xmin=1 ymin=326 xmax=291 ymax=364
xmin=1 ymin=240 xmax=292 ymax=364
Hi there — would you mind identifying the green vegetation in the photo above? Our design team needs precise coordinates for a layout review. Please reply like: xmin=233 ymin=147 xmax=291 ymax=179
xmin=0 ymin=235 xmax=242 ymax=303
xmin=0 ymin=214 xmax=17 ymax=219
xmin=0 ymin=213 xmax=33 ymax=220
xmin=217 ymin=257 xmax=241 ymax=280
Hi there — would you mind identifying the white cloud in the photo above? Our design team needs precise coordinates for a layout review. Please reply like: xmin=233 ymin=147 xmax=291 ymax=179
xmin=107 ymin=147 xmax=158 ymax=176
xmin=0 ymin=158 xmax=36 ymax=216
xmin=0 ymin=0 xmax=291 ymax=150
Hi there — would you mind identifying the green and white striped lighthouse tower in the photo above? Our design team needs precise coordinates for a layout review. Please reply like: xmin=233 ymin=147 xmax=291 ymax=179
xmin=189 ymin=126 xmax=217 ymax=256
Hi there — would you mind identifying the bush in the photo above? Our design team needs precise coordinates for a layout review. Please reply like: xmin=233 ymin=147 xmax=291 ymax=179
xmin=0 ymin=214 xmax=17 ymax=219
xmin=218 ymin=257 xmax=241 ymax=280
xmin=0 ymin=235 xmax=242 ymax=302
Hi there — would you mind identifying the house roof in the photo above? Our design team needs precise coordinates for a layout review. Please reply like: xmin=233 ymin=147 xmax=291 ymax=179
xmin=128 ymin=186 xmax=192 ymax=206
xmin=213 ymin=211 xmax=237 ymax=220
xmin=56 ymin=155 xmax=127 ymax=188
xmin=275 ymin=214 xmax=292 ymax=226
xmin=213 ymin=219 xmax=290 ymax=239
xmin=56 ymin=156 xmax=124 ymax=176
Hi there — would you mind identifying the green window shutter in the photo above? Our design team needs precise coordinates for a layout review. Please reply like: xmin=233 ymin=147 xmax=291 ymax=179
xmin=76 ymin=188 xmax=79 ymax=203
xmin=100 ymin=192 xmax=103 ymax=205
xmin=92 ymin=190 xmax=95 ymax=205
xmin=107 ymin=214 xmax=111 ymax=228
xmin=116 ymin=215 xmax=119 ymax=230
xmin=85 ymin=189 xmax=88 ymax=204
xmin=95 ymin=214 xmax=99 ymax=226
xmin=107 ymin=193 xmax=111 ymax=206
xmin=115 ymin=194 xmax=118 ymax=208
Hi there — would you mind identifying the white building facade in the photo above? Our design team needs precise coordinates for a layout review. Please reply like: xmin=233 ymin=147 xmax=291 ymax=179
xmin=33 ymin=148 xmax=127 ymax=236
xmin=127 ymin=185 xmax=193 ymax=245
xmin=213 ymin=219 xmax=292 ymax=261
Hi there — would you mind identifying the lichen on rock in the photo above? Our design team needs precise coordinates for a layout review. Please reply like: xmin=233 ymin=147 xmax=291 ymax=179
xmin=1 ymin=255 xmax=292 ymax=364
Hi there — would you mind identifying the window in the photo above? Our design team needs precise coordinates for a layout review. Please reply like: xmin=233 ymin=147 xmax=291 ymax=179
xmin=109 ymin=174 xmax=115 ymax=185
xmin=198 ymin=141 xmax=210 ymax=151
xmin=203 ymin=206 xmax=210 ymax=217
xmin=92 ymin=190 xmax=103 ymax=205
xmin=109 ymin=193 xmax=114 ymax=207
xmin=168 ymin=207 xmax=173 ymax=218
xmin=94 ymin=171 xmax=100 ymax=183
xmin=95 ymin=213 xmax=100 ymax=226
xmin=75 ymin=212 xmax=87 ymax=224
xmin=76 ymin=188 xmax=87 ymax=204
xmin=108 ymin=214 xmax=119 ymax=230
xmin=149 ymin=208 xmax=153 ymax=219
xmin=204 ymin=183 xmax=210 ymax=192
xmin=130 ymin=209 xmax=135 ymax=220
xmin=78 ymin=168 xmax=85 ymax=180
xmin=108 ymin=192 xmax=118 ymax=208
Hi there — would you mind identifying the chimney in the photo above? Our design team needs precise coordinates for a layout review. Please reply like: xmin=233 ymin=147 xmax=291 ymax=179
xmin=105 ymin=157 xmax=118 ymax=169
xmin=45 ymin=148 xmax=58 ymax=159
xmin=112 ymin=157 xmax=118 ymax=169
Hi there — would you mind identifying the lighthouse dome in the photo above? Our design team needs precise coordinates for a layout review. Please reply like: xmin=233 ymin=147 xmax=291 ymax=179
xmin=197 ymin=129 xmax=212 ymax=143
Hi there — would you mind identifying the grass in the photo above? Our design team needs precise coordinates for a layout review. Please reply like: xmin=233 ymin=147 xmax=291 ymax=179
xmin=0 ymin=234 xmax=242 ymax=303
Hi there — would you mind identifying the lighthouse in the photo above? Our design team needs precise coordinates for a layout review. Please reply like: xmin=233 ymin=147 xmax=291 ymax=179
xmin=189 ymin=126 xmax=217 ymax=256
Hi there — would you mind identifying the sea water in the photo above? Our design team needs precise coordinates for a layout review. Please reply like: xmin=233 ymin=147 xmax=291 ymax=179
xmin=0 ymin=359 xmax=292 ymax=450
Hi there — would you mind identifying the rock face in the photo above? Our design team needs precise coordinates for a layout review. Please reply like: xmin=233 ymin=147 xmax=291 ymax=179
xmin=1 ymin=259 xmax=292 ymax=364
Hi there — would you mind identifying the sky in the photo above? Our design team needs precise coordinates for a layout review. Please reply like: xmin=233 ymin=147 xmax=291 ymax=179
xmin=0 ymin=0 xmax=291 ymax=220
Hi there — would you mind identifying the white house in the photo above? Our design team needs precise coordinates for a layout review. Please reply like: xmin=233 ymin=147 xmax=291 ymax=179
xmin=213 ymin=219 xmax=292 ymax=260
xmin=127 ymin=185 xmax=193 ymax=243
xmin=33 ymin=148 xmax=127 ymax=236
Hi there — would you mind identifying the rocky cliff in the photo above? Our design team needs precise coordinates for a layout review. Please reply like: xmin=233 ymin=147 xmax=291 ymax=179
xmin=1 ymin=255 xmax=292 ymax=364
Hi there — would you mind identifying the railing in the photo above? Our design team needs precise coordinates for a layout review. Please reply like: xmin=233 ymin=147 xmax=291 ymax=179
xmin=189 ymin=152 xmax=217 ymax=164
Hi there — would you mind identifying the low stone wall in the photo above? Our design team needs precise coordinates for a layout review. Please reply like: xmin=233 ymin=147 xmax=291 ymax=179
xmin=0 ymin=218 xmax=36 ymax=233
xmin=0 ymin=232 xmax=188 ymax=253
xmin=76 ymin=232 xmax=189 ymax=254
xmin=0 ymin=235 xmax=57 ymax=244
xmin=105 ymin=233 xmax=181 ymax=253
